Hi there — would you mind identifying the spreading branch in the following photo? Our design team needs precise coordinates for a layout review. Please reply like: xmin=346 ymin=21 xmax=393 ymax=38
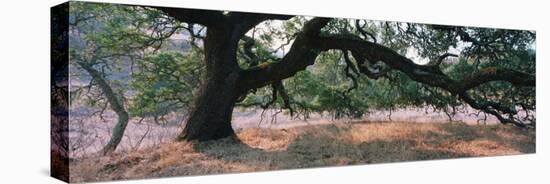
xmin=238 ymin=18 xmax=534 ymax=126
xmin=239 ymin=17 xmax=332 ymax=90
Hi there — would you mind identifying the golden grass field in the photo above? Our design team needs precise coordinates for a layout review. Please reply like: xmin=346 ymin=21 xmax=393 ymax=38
xmin=70 ymin=121 xmax=535 ymax=182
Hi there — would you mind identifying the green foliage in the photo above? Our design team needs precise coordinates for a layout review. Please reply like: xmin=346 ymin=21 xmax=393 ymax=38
xmin=69 ymin=2 xmax=187 ymax=117
xmin=69 ymin=2 xmax=535 ymax=124
xmin=128 ymin=49 xmax=204 ymax=117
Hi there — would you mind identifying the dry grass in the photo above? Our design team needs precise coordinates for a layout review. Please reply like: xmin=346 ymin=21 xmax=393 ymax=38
xmin=69 ymin=122 xmax=535 ymax=183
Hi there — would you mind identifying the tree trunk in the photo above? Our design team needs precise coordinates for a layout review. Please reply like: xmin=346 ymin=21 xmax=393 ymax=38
xmin=77 ymin=62 xmax=129 ymax=155
xmin=177 ymin=72 xmax=240 ymax=141
xmin=101 ymin=111 xmax=129 ymax=154
xmin=177 ymin=25 xmax=245 ymax=141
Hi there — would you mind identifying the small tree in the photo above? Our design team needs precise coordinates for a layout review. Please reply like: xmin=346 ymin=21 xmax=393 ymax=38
xmin=68 ymin=2 xmax=181 ymax=154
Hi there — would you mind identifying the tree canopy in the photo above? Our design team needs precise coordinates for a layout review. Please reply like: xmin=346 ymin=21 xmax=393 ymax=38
xmin=68 ymin=2 xmax=536 ymax=143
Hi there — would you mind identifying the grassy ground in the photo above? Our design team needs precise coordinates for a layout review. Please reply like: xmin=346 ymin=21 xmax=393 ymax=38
xmin=69 ymin=121 xmax=535 ymax=182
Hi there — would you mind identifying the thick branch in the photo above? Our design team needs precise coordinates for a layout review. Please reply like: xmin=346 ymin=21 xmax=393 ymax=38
xmin=156 ymin=6 xmax=292 ymax=31
xmin=228 ymin=11 xmax=292 ymax=28
xmin=455 ymin=67 xmax=535 ymax=92
xmin=238 ymin=18 xmax=332 ymax=91
xmin=240 ymin=20 xmax=535 ymax=93
xmin=238 ymin=21 xmax=534 ymax=126
xmin=313 ymin=34 xmax=535 ymax=93
xmin=154 ymin=6 xmax=224 ymax=27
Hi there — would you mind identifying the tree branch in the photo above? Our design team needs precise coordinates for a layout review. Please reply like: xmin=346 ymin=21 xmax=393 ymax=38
xmin=238 ymin=18 xmax=332 ymax=90
xmin=154 ymin=6 xmax=224 ymax=27
xmin=355 ymin=20 xmax=377 ymax=43
xmin=459 ymin=92 xmax=526 ymax=127
xmin=431 ymin=53 xmax=458 ymax=66
xmin=313 ymin=34 xmax=535 ymax=93
xmin=238 ymin=21 xmax=534 ymax=126
xmin=273 ymin=81 xmax=294 ymax=116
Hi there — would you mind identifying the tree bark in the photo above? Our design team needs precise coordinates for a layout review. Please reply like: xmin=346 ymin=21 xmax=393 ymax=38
xmin=102 ymin=111 xmax=129 ymax=154
xmin=176 ymin=24 xmax=245 ymax=141
xmin=178 ymin=18 xmax=330 ymax=142
xmin=77 ymin=62 xmax=129 ymax=155
xmin=153 ymin=8 xmax=293 ymax=142
xmin=177 ymin=72 xmax=240 ymax=141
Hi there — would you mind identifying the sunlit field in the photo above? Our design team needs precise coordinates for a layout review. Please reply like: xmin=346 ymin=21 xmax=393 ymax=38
xmin=69 ymin=120 xmax=534 ymax=182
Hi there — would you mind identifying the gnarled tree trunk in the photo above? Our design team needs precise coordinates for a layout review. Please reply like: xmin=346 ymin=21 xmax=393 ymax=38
xmin=174 ymin=17 xmax=328 ymax=142
xmin=156 ymin=8 xmax=293 ymax=142
xmin=177 ymin=24 xmax=245 ymax=141
xmin=177 ymin=72 xmax=240 ymax=141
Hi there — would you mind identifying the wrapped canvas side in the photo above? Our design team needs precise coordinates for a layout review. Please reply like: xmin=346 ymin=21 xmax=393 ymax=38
xmin=51 ymin=2 xmax=70 ymax=183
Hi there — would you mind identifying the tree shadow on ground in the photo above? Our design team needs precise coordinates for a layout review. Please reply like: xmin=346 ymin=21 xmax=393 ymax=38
xmin=71 ymin=122 xmax=535 ymax=183
xmin=438 ymin=123 xmax=535 ymax=154
xmin=193 ymin=123 xmax=534 ymax=173
xmin=192 ymin=125 xmax=504 ymax=173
